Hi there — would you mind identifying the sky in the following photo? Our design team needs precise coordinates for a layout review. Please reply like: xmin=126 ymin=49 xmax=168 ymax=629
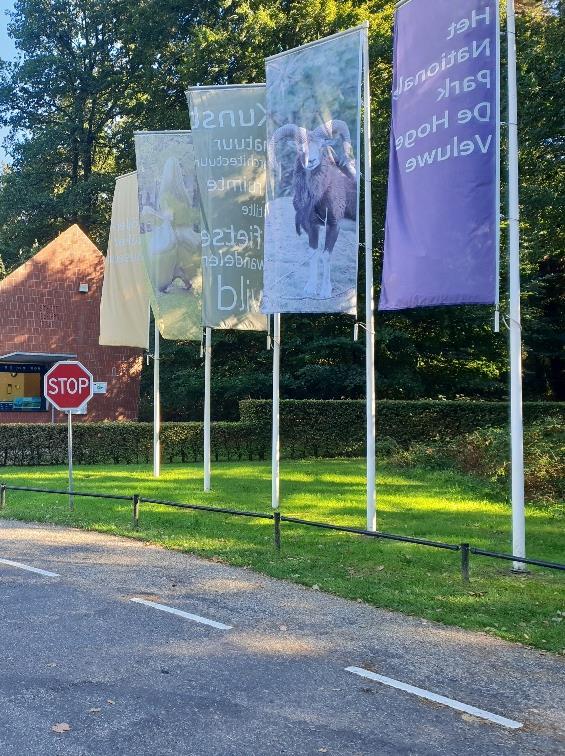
xmin=0 ymin=0 xmax=17 ymax=164
xmin=0 ymin=0 xmax=15 ymax=59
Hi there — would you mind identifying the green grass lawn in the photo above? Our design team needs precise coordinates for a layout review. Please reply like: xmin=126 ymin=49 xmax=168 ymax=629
xmin=0 ymin=460 xmax=563 ymax=653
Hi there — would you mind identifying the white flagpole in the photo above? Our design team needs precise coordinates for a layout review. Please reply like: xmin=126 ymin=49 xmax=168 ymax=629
xmin=506 ymin=0 xmax=525 ymax=570
xmin=204 ymin=326 xmax=212 ymax=492
xmin=153 ymin=321 xmax=161 ymax=478
xmin=362 ymin=22 xmax=376 ymax=531
xmin=272 ymin=314 xmax=281 ymax=511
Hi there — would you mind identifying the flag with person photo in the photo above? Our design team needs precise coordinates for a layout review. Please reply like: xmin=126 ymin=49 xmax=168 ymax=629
xmin=134 ymin=130 xmax=202 ymax=340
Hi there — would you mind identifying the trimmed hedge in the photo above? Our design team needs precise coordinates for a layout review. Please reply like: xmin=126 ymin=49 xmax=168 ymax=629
xmin=241 ymin=399 xmax=565 ymax=457
xmin=0 ymin=422 xmax=267 ymax=467
xmin=0 ymin=400 xmax=563 ymax=465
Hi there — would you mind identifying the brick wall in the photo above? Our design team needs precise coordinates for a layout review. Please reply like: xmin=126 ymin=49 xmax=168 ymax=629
xmin=0 ymin=225 xmax=143 ymax=423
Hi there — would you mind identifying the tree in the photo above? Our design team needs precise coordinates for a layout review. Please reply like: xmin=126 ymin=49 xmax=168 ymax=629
xmin=0 ymin=0 xmax=562 ymax=409
xmin=514 ymin=7 xmax=565 ymax=398
xmin=0 ymin=0 xmax=133 ymax=263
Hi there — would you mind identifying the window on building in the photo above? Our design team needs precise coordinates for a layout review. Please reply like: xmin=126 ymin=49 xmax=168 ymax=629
xmin=0 ymin=364 xmax=45 ymax=411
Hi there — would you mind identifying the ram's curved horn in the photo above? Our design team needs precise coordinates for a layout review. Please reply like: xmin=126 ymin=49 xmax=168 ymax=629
xmin=268 ymin=124 xmax=309 ymax=180
xmin=271 ymin=123 xmax=307 ymax=144
xmin=313 ymin=119 xmax=355 ymax=176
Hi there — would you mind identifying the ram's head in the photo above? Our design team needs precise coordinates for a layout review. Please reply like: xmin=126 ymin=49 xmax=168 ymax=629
xmin=269 ymin=120 xmax=355 ymax=174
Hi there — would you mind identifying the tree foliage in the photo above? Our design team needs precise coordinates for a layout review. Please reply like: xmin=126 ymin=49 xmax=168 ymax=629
xmin=0 ymin=0 xmax=562 ymax=413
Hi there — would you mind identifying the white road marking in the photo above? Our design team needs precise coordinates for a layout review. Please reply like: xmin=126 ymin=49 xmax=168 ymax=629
xmin=130 ymin=598 xmax=232 ymax=630
xmin=0 ymin=558 xmax=59 ymax=578
xmin=345 ymin=667 xmax=523 ymax=730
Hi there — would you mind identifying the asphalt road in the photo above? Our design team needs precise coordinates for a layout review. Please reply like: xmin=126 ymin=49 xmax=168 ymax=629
xmin=0 ymin=520 xmax=563 ymax=756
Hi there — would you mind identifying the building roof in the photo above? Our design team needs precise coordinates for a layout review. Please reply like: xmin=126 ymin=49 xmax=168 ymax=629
xmin=0 ymin=224 xmax=103 ymax=292
xmin=0 ymin=352 xmax=76 ymax=364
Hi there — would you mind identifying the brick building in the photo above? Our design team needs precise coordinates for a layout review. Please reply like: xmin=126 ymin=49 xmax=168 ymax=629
xmin=0 ymin=225 xmax=144 ymax=423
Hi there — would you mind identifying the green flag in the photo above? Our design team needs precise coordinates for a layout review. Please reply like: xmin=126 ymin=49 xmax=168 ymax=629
xmin=187 ymin=85 xmax=267 ymax=330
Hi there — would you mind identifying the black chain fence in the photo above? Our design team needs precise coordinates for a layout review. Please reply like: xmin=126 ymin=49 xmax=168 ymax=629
xmin=1 ymin=482 xmax=563 ymax=583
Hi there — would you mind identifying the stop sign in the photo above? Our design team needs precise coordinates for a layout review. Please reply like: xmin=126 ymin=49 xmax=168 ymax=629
xmin=44 ymin=360 xmax=94 ymax=411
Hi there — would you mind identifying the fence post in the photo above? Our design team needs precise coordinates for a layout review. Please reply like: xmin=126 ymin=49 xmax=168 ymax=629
xmin=460 ymin=543 xmax=470 ymax=583
xmin=0 ymin=484 xmax=5 ymax=510
xmin=274 ymin=511 xmax=281 ymax=552
xmin=133 ymin=494 xmax=140 ymax=530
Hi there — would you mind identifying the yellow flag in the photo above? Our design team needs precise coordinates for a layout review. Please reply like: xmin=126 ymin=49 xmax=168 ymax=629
xmin=99 ymin=172 xmax=150 ymax=348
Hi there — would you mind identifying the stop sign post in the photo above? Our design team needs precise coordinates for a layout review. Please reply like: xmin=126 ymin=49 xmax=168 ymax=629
xmin=44 ymin=361 xmax=93 ymax=510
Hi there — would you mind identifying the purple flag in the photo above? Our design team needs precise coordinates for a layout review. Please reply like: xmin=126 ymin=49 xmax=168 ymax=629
xmin=379 ymin=0 xmax=499 ymax=310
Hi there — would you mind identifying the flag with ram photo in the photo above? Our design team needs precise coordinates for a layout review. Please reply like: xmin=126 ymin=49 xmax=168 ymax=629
xmin=187 ymin=84 xmax=267 ymax=331
xmin=262 ymin=27 xmax=363 ymax=315
xmin=134 ymin=131 xmax=202 ymax=340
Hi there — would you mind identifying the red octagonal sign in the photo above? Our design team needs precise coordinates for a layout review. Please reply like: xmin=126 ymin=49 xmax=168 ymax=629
xmin=44 ymin=360 xmax=94 ymax=412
